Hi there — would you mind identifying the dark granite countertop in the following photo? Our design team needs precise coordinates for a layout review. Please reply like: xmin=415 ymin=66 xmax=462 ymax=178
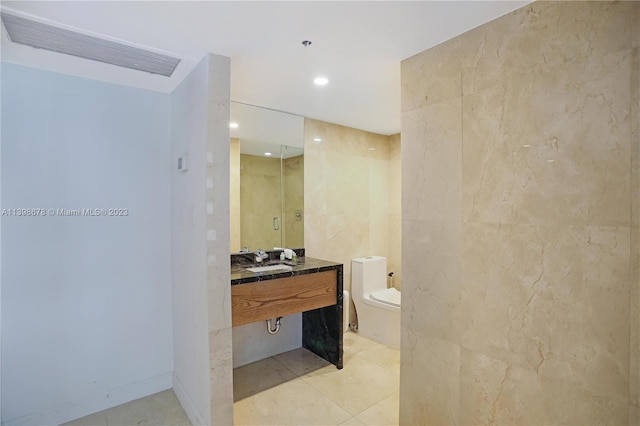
xmin=231 ymin=256 xmax=343 ymax=285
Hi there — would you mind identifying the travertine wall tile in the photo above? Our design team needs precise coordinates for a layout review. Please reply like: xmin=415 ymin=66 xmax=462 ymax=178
xmin=632 ymin=238 xmax=640 ymax=407
xmin=388 ymin=134 xmax=402 ymax=289
xmin=229 ymin=138 xmax=240 ymax=252
xmin=325 ymin=153 xmax=370 ymax=218
xmin=389 ymin=133 xmax=401 ymax=159
xmin=630 ymin=45 xmax=640 ymax=410
xmin=306 ymin=118 xmax=389 ymax=159
xmin=387 ymin=213 xmax=402 ymax=290
xmin=369 ymin=158 xmax=389 ymax=210
xmin=463 ymin=2 xmax=633 ymax=97
xmin=401 ymin=2 xmax=638 ymax=424
xmin=461 ymin=223 xmax=630 ymax=403
xmin=304 ymin=118 xmax=400 ymax=325
xmin=634 ymin=4 xmax=640 ymax=49
xmin=399 ymin=330 xmax=460 ymax=425
xmin=402 ymin=99 xmax=462 ymax=223
xmin=369 ymin=158 xmax=390 ymax=260
xmin=205 ymin=53 xmax=233 ymax=425
xmin=460 ymin=348 xmax=628 ymax=425
xmin=209 ymin=328 xmax=233 ymax=425
xmin=460 ymin=348 xmax=547 ymax=426
xmin=402 ymin=219 xmax=461 ymax=344
xmin=633 ymin=48 xmax=640 ymax=231
xmin=369 ymin=212 xmax=389 ymax=264
xmin=304 ymin=148 xmax=327 ymax=216
xmin=401 ymin=34 xmax=473 ymax=112
xmin=206 ymin=55 xmax=232 ymax=332
xmin=462 ymin=49 xmax=631 ymax=227
xmin=631 ymin=404 xmax=640 ymax=426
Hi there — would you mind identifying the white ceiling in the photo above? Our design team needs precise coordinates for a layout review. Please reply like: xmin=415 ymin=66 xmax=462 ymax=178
xmin=1 ymin=1 xmax=530 ymax=135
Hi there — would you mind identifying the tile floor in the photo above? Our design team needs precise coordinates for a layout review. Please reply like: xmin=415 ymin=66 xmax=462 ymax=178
xmin=64 ymin=332 xmax=399 ymax=426
xmin=62 ymin=390 xmax=190 ymax=426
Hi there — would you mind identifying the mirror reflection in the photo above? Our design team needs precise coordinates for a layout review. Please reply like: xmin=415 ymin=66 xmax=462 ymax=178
xmin=229 ymin=102 xmax=304 ymax=252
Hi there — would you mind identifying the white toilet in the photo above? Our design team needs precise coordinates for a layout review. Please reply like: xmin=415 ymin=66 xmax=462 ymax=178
xmin=351 ymin=256 xmax=401 ymax=348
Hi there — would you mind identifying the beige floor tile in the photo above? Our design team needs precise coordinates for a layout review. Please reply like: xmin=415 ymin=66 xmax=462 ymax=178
xmin=343 ymin=332 xmax=379 ymax=355
xmin=301 ymin=355 xmax=400 ymax=416
xmin=104 ymin=390 xmax=189 ymax=426
xmin=338 ymin=417 xmax=366 ymax=425
xmin=341 ymin=349 xmax=362 ymax=368
xmin=64 ymin=390 xmax=189 ymax=426
xmin=234 ymin=357 xmax=298 ymax=401
xmin=68 ymin=334 xmax=396 ymax=426
xmin=355 ymin=344 xmax=400 ymax=372
xmin=233 ymin=378 xmax=351 ymax=425
xmin=273 ymin=347 xmax=331 ymax=376
xmin=355 ymin=392 xmax=399 ymax=426
xmin=62 ymin=412 xmax=108 ymax=426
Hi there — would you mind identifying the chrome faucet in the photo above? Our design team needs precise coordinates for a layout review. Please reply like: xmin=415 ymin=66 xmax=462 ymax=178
xmin=254 ymin=249 xmax=269 ymax=263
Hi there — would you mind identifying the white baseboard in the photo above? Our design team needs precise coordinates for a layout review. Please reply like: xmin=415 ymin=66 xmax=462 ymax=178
xmin=3 ymin=373 xmax=173 ymax=426
xmin=172 ymin=373 xmax=206 ymax=426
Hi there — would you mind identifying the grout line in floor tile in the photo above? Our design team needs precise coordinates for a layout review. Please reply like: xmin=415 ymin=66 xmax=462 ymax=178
xmin=351 ymin=351 xmax=400 ymax=375
xmin=297 ymin=368 xmax=397 ymax=418
xmin=351 ymin=390 xmax=399 ymax=418
xmin=234 ymin=334 xmax=399 ymax=424
xmin=270 ymin=352 xmax=300 ymax=377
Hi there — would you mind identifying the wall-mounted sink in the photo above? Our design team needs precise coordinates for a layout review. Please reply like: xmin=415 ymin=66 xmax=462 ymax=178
xmin=245 ymin=264 xmax=293 ymax=273
xmin=231 ymin=255 xmax=343 ymax=369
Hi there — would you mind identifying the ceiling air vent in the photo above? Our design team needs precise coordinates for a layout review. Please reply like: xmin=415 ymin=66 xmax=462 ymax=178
xmin=1 ymin=13 xmax=180 ymax=77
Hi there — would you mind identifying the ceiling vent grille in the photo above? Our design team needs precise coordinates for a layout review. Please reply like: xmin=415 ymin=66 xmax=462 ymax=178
xmin=1 ymin=13 xmax=180 ymax=77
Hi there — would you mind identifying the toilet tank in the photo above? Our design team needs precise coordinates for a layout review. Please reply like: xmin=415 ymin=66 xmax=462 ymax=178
xmin=352 ymin=256 xmax=387 ymax=295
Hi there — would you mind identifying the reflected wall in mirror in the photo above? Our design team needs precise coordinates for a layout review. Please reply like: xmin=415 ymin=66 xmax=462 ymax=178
xmin=229 ymin=102 xmax=304 ymax=252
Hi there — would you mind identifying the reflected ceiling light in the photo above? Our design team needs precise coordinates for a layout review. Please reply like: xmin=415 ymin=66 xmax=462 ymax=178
xmin=367 ymin=147 xmax=376 ymax=151
xmin=522 ymin=144 xmax=531 ymax=148
xmin=229 ymin=122 xmax=239 ymax=129
xmin=314 ymin=76 xmax=329 ymax=86
xmin=547 ymin=159 xmax=555 ymax=163
xmin=313 ymin=138 xmax=322 ymax=142
xmin=264 ymin=152 xmax=272 ymax=156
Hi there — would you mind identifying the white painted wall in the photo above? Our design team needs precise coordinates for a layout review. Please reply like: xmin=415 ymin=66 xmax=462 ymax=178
xmin=232 ymin=313 xmax=302 ymax=368
xmin=0 ymin=63 xmax=173 ymax=425
xmin=170 ymin=56 xmax=211 ymax=426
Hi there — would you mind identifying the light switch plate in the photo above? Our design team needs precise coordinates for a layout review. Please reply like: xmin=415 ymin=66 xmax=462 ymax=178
xmin=178 ymin=155 xmax=188 ymax=172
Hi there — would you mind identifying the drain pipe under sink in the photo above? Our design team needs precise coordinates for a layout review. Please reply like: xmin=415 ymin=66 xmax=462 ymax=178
xmin=266 ymin=317 xmax=282 ymax=335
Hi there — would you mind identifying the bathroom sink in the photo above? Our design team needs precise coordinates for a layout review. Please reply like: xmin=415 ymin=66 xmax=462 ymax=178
xmin=245 ymin=264 xmax=293 ymax=273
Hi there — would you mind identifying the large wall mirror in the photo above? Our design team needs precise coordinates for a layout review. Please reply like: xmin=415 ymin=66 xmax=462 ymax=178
xmin=230 ymin=102 xmax=304 ymax=253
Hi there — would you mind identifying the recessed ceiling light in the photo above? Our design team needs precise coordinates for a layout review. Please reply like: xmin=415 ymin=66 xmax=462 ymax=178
xmin=265 ymin=152 xmax=272 ymax=156
xmin=229 ymin=122 xmax=239 ymax=129
xmin=313 ymin=138 xmax=322 ymax=142
xmin=302 ymin=40 xmax=312 ymax=47
xmin=314 ymin=77 xmax=329 ymax=86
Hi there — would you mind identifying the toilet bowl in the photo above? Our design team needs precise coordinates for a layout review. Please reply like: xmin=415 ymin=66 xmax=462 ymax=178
xmin=352 ymin=256 xmax=401 ymax=348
